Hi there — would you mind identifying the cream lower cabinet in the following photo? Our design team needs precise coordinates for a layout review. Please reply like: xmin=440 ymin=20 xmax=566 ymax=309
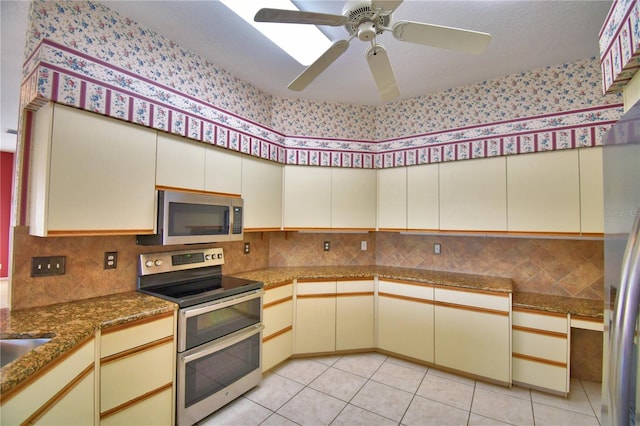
xmin=294 ymin=279 xmax=336 ymax=354
xmin=434 ymin=287 xmax=511 ymax=384
xmin=99 ymin=312 xmax=175 ymax=426
xmin=30 ymin=102 xmax=157 ymax=236
xmin=0 ymin=337 xmax=95 ymax=425
xmin=336 ymin=279 xmax=375 ymax=351
xmin=512 ymin=308 xmax=570 ymax=395
xmin=263 ymin=282 xmax=294 ymax=371
xmin=377 ymin=279 xmax=434 ymax=363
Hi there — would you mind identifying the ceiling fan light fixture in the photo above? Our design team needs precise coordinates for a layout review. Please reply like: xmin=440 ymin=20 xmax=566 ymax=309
xmin=220 ymin=0 xmax=332 ymax=66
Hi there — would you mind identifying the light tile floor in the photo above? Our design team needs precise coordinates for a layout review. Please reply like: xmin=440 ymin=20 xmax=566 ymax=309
xmin=198 ymin=353 xmax=602 ymax=426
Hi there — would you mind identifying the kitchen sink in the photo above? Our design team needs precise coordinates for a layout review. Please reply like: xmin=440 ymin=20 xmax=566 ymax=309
xmin=0 ymin=338 xmax=52 ymax=368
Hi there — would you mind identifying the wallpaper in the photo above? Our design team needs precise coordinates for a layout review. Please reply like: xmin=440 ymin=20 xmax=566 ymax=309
xmin=22 ymin=0 xmax=622 ymax=163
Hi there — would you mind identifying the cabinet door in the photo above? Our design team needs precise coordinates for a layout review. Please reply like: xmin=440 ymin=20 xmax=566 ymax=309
xmin=507 ymin=150 xmax=580 ymax=233
xmin=30 ymin=103 xmax=157 ymax=236
xmin=331 ymin=168 xmax=376 ymax=229
xmin=439 ymin=156 xmax=507 ymax=231
xmin=100 ymin=313 xmax=175 ymax=425
xmin=205 ymin=146 xmax=242 ymax=196
xmin=241 ymin=156 xmax=283 ymax=231
xmin=377 ymin=280 xmax=434 ymax=362
xmin=156 ymin=132 xmax=205 ymax=191
xmin=283 ymin=166 xmax=332 ymax=229
xmin=263 ymin=283 xmax=294 ymax=371
xmin=407 ymin=164 xmax=439 ymax=230
xmin=0 ymin=338 xmax=95 ymax=426
xmin=294 ymin=280 xmax=336 ymax=353
xmin=434 ymin=287 xmax=511 ymax=383
xmin=579 ymin=147 xmax=604 ymax=234
xmin=336 ymin=280 xmax=375 ymax=350
xmin=377 ymin=167 xmax=407 ymax=230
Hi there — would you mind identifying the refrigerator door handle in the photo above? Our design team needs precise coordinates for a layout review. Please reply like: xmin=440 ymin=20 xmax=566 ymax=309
xmin=609 ymin=207 xmax=640 ymax=426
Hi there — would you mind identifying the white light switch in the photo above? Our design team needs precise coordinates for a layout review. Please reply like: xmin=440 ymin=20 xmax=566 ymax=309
xmin=361 ymin=241 xmax=367 ymax=251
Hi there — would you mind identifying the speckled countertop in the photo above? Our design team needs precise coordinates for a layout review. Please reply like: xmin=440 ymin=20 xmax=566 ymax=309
xmin=0 ymin=291 xmax=176 ymax=395
xmin=232 ymin=265 xmax=603 ymax=320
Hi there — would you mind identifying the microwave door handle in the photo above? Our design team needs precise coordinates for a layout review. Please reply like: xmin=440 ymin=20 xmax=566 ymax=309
xmin=608 ymin=207 xmax=640 ymax=426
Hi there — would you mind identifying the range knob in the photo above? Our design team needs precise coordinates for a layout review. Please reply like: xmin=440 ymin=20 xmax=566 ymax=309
xmin=205 ymin=254 xmax=211 ymax=261
xmin=217 ymin=253 xmax=223 ymax=259
xmin=145 ymin=260 xmax=154 ymax=268
xmin=154 ymin=259 xmax=164 ymax=267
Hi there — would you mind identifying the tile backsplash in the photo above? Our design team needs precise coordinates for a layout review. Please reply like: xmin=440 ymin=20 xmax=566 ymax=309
xmin=9 ymin=227 xmax=603 ymax=310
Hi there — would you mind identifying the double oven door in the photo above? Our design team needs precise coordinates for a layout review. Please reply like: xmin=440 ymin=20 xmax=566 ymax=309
xmin=176 ymin=289 xmax=264 ymax=426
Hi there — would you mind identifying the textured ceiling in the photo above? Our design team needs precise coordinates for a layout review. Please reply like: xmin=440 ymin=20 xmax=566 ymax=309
xmin=1 ymin=1 xmax=613 ymax=151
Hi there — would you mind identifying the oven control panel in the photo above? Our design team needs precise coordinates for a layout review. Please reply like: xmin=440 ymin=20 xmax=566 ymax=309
xmin=139 ymin=248 xmax=224 ymax=275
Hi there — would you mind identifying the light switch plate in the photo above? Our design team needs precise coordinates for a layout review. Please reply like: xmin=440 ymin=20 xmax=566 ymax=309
xmin=434 ymin=243 xmax=441 ymax=255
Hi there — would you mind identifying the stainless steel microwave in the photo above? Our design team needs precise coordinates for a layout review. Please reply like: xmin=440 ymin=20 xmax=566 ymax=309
xmin=137 ymin=190 xmax=243 ymax=245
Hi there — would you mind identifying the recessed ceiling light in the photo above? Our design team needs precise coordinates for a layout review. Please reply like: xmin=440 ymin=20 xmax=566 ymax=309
xmin=219 ymin=0 xmax=332 ymax=66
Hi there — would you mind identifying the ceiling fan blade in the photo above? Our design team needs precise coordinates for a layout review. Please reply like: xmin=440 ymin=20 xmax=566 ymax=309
xmin=254 ymin=8 xmax=348 ymax=26
xmin=371 ymin=0 xmax=404 ymax=13
xmin=366 ymin=45 xmax=400 ymax=102
xmin=392 ymin=21 xmax=491 ymax=55
xmin=288 ymin=40 xmax=350 ymax=91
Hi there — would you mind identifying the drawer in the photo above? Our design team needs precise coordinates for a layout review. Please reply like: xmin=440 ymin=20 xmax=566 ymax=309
xmin=512 ymin=329 xmax=568 ymax=363
xmin=101 ymin=313 xmax=174 ymax=358
xmin=513 ymin=309 xmax=567 ymax=333
xmin=378 ymin=280 xmax=433 ymax=300
xmin=264 ymin=283 xmax=293 ymax=304
xmin=263 ymin=299 xmax=293 ymax=337
xmin=513 ymin=357 xmax=568 ymax=394
xmin=435 ymin=287 xmax=510 ymax=311
xmin=296 ymin=280 xmax=336 ymax=295
xmin=337 ymin=279 xmax=374 ymax=293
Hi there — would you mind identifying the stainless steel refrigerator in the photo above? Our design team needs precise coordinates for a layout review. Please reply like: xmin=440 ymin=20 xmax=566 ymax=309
xmin=603 ymin=100 xmax=640 ymax=425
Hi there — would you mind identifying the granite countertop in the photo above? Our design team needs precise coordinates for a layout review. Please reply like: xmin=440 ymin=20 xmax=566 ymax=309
xmin=0 ymin=291 xmax=176 ymax=395
xmin=232 ymin=265 xmax=603 ymax=320
xmin=512 ymin=291 xmax=604 ymax=320
xmin=232 ymin=265 xmax=513 ymax=292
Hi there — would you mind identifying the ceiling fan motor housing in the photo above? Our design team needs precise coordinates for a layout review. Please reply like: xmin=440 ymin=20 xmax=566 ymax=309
xmin=342 ymin=1 xmax=390 ymax=38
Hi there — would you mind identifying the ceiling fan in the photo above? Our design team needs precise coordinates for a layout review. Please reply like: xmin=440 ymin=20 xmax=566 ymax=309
xmin=254 ymin=0 xmax=491 ymax=102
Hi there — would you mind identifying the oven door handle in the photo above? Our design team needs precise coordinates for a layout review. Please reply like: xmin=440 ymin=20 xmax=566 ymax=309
xmin=181 ymin=323 xmax=264 ymax=363
xmin=182 ymin=288 xmax=264 ymax=319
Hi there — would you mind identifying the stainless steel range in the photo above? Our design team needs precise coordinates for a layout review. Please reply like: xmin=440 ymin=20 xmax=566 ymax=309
xmin=137 ymin=248 xmax=264 ymax=426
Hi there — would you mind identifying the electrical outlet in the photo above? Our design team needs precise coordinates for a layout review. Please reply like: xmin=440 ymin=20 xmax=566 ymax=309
xmin=434 ymin=243 xmax=441 ymax=255
xmin=323 ymin=241 xmax=330 ymax=251
xmin=31 ymin=256 xmax=66 ymax=277
xmin=104 ymin=252 xmax=118 ymax=269
xmin=361 ymin=241 xmax=367 ymax=251
xmin=244 ymin=242 xmax=250 ymax=254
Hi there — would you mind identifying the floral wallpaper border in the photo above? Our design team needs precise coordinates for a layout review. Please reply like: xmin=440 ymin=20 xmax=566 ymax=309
xmin=599 ymin=0 xmax=640 ymax=93
xmin=22 ymin=39 xmax=622 ymax=169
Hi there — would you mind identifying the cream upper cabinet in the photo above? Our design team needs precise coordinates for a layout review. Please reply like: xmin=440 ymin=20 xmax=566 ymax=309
xmin=241 ymin=156 xmax=283 ymax=231
xmin=332 ymin=168 xmax=376 ymax=230
xmin=29 ymin=103 xmax=157 ymax=237
xmin=507 ymin=150 xmax=580 ymax=233
xmin=156 ymin=132 xmax=205 ymax=191
xmin=205 ymin=146 xmax=242 ymax=196
xmin=0 ymin=337 xmax=95 ymax=426
xmin=407 ymin=163 xmax=439 ymax=230
xmin=377 ymin=167 xmax=407 ymax=230
xmin=283 ymin=165 xmax=332 ymax=229
xmin=439 ymin=156 xmax=507 ymax=231
xmin=579 ymin=147 xmax=604 ymax=234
